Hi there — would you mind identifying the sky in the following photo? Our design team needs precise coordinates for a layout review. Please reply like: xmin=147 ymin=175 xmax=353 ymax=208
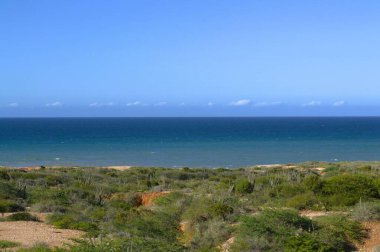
xmin=1 ymin=0 xmax=380 ymax=116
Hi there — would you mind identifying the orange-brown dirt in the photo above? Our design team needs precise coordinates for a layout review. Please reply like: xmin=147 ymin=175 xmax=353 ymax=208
xmin=141 ymin=191 xmax=170 ymax=206
xmin=358 ymin=221 xmax=380 ymax=252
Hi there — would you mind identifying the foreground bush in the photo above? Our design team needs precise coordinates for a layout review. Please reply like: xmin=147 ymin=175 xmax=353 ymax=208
xmin=231 ymin=210 xmax=366 ymax=252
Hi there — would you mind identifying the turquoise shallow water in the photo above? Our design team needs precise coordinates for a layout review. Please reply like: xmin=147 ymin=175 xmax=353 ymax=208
xmin=1 ymin=117 xmax=380 ymax=167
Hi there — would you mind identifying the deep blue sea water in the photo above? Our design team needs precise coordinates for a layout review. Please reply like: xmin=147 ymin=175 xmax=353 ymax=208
xmin=1 ymin=117 xmax=380 ymax=167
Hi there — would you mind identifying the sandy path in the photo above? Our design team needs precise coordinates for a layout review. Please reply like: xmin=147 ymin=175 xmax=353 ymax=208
xmin=0 ymin=221 xmax=84 ymax=248
xmin=359 ymin=221 xmax=380 ymax=252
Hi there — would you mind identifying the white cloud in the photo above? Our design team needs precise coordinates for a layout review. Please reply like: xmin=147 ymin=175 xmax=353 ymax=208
xmin=154 ymin=102 xmax=168 ymax=106
xmin=230 ymin=99 xmax=251 ymax=106
xmin=333 ymin=100 xmax=345 ymax=107
xmin=207 ymin=102 xmax=214 ymax=106
xmin=302 ymin=101 xmax=321 ymax=107
xmin=89 ymin=102 xmax=100 ymax=107
xmin=179 ymin=102 xmax=185 ymax=106
xmin=126 ymin=101 xmax=142 ymax=107
xmin=253 ymin=101 xmax=282 ymax=107
xmin=45 ymin=102 xmax=63 ymax=107
xmin=89 ymin=102 xmax=115 ymax=107
xmin=7 ymin=102 xmax=19 ymax=107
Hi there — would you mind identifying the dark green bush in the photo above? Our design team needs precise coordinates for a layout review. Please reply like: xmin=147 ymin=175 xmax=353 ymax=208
xmin=232 ymin=210 xmax=365 ymax=252
xmin=0 ymin=240 xmax=20 ymax=249
xmin=0 ymin=200 xmax=20 ymax=216
xmin=235 ymin=179 xmax=254 ymax=194
xmin=320 ymin=175 xmax=379 ymax=207
xmin=314 ymin=215 xmax=366 ymax=251
xmin=209 ymin=202 xmax=233 ymax=221
xmin=7 ymin=212 xmax=39 ymax=221
xmin=286 ymin=192 xmax=321 ymax=210
xmin=303 ymin=175 xmax=323 ymax=193
xmin=232 ymin=209 xmax=313 ymax=251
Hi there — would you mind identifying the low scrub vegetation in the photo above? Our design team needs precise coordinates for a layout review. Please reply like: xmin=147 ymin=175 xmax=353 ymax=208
xmin=0 ymin=161 xmax=380 ymax=251
xmin=0 ymin=240 xmax=20 ymax=249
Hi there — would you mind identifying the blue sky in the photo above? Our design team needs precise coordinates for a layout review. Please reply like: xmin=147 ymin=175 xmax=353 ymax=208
xmin=1 ymin=0 xmax=380 ymax=116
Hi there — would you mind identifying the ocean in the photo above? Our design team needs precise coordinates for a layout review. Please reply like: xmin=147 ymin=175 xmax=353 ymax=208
xmin=0 ymin=117 xmax=380 ymax=167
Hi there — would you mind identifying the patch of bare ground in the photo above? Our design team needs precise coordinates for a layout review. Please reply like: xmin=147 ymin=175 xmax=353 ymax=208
xmin=358 ymin=221 xmax=380 ymax=252
xmin=103 ymin=166 xmax=132 ymax=171
xmin=220 ymin=237 xmax=235 ymax=252
xmin=299 ymin=210 xmax=348 ymax=219
xmin=0 ymin=214 xmax=84 ymax=249
xmin=141 ymin=191 xmax=170 ymax=206
xmin=299 ymin=210 xmax=329 ymax=219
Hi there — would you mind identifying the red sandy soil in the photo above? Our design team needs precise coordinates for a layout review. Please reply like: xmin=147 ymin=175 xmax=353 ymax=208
xmin=141 ymin=191 xmax=170 ymax=206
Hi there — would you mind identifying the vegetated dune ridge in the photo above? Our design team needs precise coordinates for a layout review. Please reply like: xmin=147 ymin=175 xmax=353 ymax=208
xmin=1 ymin=161 xmax=380 ymax=251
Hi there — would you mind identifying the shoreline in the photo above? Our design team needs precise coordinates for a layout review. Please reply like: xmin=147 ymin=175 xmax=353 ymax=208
xmin=2 ymin=160 xmax=380 ymax=170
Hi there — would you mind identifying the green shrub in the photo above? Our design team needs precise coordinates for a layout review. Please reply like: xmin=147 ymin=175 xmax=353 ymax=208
xmin=209 ymin=202 xmax=233 ymax=221
xmin=16 ymin=242 xmax=55 ymax=252
xmin=0 ymin=240 xmax=20 ymax=249
xmin=66 ymin=237 xmax=184 ymax=252
xmin=7 ymin=212 xmax=39 ymax=221
xmin=232 ymin=209 xmax=313 ymax=252
xmin=189 ymin=219 xmax=231 ymax=251
xmin=49 ymin=213 xmax=98 ymax=235
xmin=276 ymin=183 xmax=306 ymax=198
xmin=0 ymin=170 xmax=11 ymax=180
xmin=314 ymin=215 xmax=366 ymax=251
xmin=182 ymin=197 xmax=214 ymax=222
xmin=320 ymin=175 xmax=379 ymax=207
xmin=71 ymin=221 xmax=98 ymax=233
xmin=284 ymin=235 xmax=322 ymax=252
xmin=232 ymin=210 xmax=365 ymax=252
xmin=235 ymin=179 xmax=254 ymax=194
xmin=324 ymin=165 xmax=341 ymax=174
xmin=286 ymin=192 xmax=321 ymax=210
xmin=303 ymin=175 xmax=323 ymax=193
xmin=49 ymin=214 xmax=76 ymax=228
xmin=0 ymin=200 xmax=24 ymax=215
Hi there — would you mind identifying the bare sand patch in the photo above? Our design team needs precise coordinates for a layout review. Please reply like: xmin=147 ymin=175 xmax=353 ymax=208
xmin=0 ymin=221 xmax=84 ymax=248
xmin=220 ymin=237 xmax=235 ymax=252
xmin=104 ymin=166 xmax=132 ymax=171
xmin=299 ymin=210 xmax=329 ymax=219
